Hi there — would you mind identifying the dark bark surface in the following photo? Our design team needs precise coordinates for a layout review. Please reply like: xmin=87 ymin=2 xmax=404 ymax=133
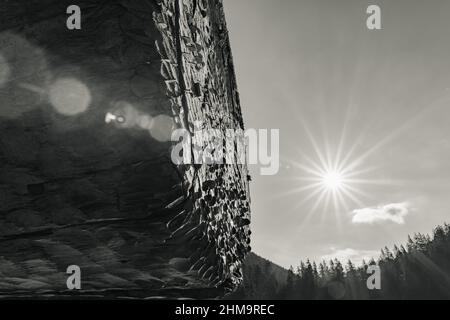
xmin=0 ymin=0 xmax=251 ymax=299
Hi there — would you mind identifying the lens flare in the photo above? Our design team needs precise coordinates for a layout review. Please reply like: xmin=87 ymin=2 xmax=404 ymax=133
xmin=321 ymin=171 xmax=344 ymax=191
xmin=49 ymin=78 xmax=91 ymax=116
xmin=105 ymin=101 xmax=173 ymax=142
xmin=150 ymin=114 xmax=174 ymax=142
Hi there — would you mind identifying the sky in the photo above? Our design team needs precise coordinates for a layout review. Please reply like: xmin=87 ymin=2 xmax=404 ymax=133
xmin=224 ymin=0 xmax=450 ymax=268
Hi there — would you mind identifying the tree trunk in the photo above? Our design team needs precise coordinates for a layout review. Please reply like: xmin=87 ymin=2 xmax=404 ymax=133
xmin=0 ymin=0 xmax=251 ymax=299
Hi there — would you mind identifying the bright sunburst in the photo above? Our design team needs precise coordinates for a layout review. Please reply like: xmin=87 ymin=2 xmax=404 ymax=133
xmin=279 ymin=117 xmax=404 ymax=229
xmin=286 ymin=146 xmax=373 ymax=222
xmin=321 ymin=171 xmax=344 ymax=191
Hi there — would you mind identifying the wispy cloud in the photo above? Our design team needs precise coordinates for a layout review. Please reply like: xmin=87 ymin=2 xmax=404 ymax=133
xmin=352 ymin=202 xmax=411 ymax=225
xmin=321 ymin=248 xmax=379 ymax=266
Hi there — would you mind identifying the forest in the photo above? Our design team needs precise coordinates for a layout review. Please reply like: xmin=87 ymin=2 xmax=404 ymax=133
xmin=229 ymin=223 xmax=450 ymax=300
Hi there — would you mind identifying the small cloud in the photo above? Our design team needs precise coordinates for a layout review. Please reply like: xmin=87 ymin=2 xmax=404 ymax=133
xmin=321 ymin=248 xmax=379 ymax=266
xmin=352 ymin=202 xmax=411 ymax=225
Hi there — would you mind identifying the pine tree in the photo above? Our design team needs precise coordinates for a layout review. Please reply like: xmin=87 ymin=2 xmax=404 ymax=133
xmin=312 ymin=261 xmax=319 ymax=280
xmin=281 ymin=266 xmax=296 ymax=300
xmin=299 ymin=261 xmax=306 ymax=277
xmin=400 ymin=245 xmax=407 ymax=255
xmin=302 ymin=259 xmax=316 ymax=299
xmin=334 ymin=259 xmax=344 ymax=281
xmin=393 ymin=245 xmax=401 ymax=259
xmin=434 ymin=226 xmax=446 ymax=242
xmin=319 ymin=261 xmax=328 ymax=279
xmin=237 ymin=223 xmax=450 ymax=300
xmin=384 ymin=247 xmax=394 ymax=260
xmin=407 ymin=235 xmax=415 ymax=252
xmin=346 ymin=260 xmax=355 ymax=273
xmin=380 ymin=248 xmax=386 ymax=260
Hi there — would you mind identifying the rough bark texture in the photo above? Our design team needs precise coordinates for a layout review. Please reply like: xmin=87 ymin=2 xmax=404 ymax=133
xmin=0 ymin=0 xmax=250 ymax=299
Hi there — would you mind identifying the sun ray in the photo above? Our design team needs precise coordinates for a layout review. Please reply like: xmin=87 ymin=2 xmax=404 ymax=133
xmin=332 ymin=189 xmax=340 ymax=213
xmin=283 ymin=110 xmax=414 ymax=228
xmin=289 ymin=176 xmax=324 ymax=182
xmin=273 ymin=182 xmax=324 ymax=199
xmin=332 ymin=190 xmax=344 ymax=233
xmin=300 ymin=119 xmax=330 ymax=172
xmin=301 ymin=153 xmax=328 ymax=176
xmin=337 ymin=131 xmax=368 ymax=172
xmin=290 ymin=186 xmax=326 ymax=213
xmin=297 ymin=188 xmax=328 ymax=228
xmin=290 ymin=161 xmax=324 ymax=178
xmin=324 ymin=136 xmax=334 ymax=173
xmin=341 ymin=101 xmax=441 ymax=175
xmin=284 ymin=152 xmax=326 ymax=176
xmin=320 ymin=190 xmax=333 ymax=225
xmin=334 ymin=101 xmax=355 ymax=172
xmin=341 ymin=184 xmax=373 ymax=201
xmin=345 ymin=178 xmax=404 ymax=186
xmin=337 ymin=189 xmax=351 ymax=214
xmin=342 ymin=166 xmax=379 ymax=179
xmin=334 ymin=128 xmax=347 ymax=172
xmin=340 ymin=186 xmax=366 ymax=208
xmin=310 ymin=188 xmax=329 ymax=214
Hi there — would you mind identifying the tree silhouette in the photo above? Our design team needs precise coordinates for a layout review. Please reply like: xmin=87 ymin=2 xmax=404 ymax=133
xmin=233 ymin=223 xmax=450 ymax=300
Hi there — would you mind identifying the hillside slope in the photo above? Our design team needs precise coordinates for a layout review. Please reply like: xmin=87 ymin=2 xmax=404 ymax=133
xmin=226 ymin=253 xmax=289 ymax=300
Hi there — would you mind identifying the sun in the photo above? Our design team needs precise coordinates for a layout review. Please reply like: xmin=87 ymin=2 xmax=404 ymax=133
xmin=321 ymin=171 xmax=344 ymax=191
xmin=279 ymin=121 xmax=391 ymax=226
xmin=284 ymin=150 xmax=370 ymax=219
xmin=275 ymin=104 xmax=410 ymax=232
